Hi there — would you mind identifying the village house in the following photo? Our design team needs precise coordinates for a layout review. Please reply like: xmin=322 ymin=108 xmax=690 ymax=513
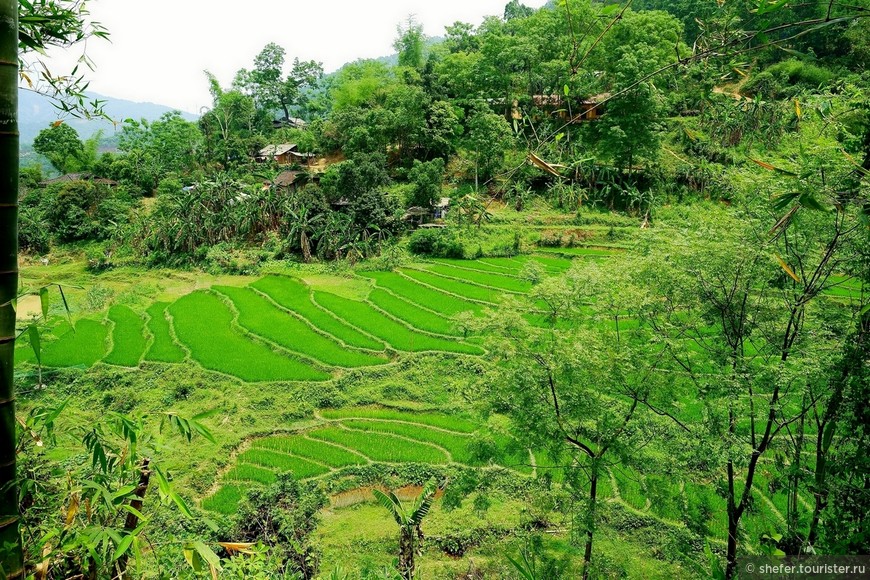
xmin=510 ymin=93 xmax=610 ymax=124
xmin=256 ymin=143 xmax=315 ymax=166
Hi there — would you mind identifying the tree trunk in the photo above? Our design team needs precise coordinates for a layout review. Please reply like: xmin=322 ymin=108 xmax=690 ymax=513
xmin=300 ymin=231 xmax=312 ymax=263
xmin=725 ymin=509 xmax=740 ymax=580
xmin=398 ymin=528 xmax=414 ymax=580
xmin=581 ymin=469 xmax=599 ymax=580
xmin=807 ymin=313 xmax=868 ymax=548
xmin=0 ymin=0 xmax=22 ymax=576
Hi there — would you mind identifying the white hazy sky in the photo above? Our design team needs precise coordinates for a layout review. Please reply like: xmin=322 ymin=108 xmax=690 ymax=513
xmin=36 ymin=0 xmax=549 ymax=114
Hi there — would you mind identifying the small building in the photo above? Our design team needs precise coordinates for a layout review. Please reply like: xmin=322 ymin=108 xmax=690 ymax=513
xmin=272 ymin=170 xmax=321 ymax=192
xmin=511 ymin=93 xmax=610 ymax=124
xmin=256 ymin=143 xmax=315 ymax=166
xmin=272 ymin=117 xmax=308 ymax=130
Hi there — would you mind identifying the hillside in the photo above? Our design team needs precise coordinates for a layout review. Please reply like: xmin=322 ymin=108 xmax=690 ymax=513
xmin=18 ymin=89 xmax=198 ymax=145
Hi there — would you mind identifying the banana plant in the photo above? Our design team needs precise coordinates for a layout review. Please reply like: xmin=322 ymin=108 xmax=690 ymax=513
xmin=372 ymin=480 xmax=438 ymax=580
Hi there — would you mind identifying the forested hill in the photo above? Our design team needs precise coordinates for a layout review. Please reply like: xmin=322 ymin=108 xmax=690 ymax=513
xmin=18 ymin=89 xmax=198 ymax=144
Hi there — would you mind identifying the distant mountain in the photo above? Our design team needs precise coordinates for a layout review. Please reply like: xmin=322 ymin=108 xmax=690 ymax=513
xmin=18 ymin=90 xmax=198 ymax=145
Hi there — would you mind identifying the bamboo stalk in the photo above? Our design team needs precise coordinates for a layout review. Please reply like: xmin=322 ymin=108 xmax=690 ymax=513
xmin=0 ymin=0 xmax=22 ymax=576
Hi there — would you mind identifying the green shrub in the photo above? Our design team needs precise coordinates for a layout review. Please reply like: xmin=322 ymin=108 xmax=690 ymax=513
xmin=407 ymin=228 xmax=464 ymax=258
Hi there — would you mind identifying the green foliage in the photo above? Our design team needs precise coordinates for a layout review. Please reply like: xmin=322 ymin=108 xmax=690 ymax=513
xmin=233 ymin=475 xmax=328 ymax=578
xmin=406 ymin=158 xmax=445 ymax=208
xmin=743 ymin=59 xmax=836 ymax=98
xmin=41 ymin=180 xmax=134 ymax=243
xmin=318 ymin=408 xmax=478 ymax=433
xmin=407 ymin=228 xmax=464 ymax=258
xmin=32 ymin=122 xmax=86 ymax=174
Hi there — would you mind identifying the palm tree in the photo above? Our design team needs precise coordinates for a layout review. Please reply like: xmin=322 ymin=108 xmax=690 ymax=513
xmin=373 ymin=480 xmax=438 ymax=580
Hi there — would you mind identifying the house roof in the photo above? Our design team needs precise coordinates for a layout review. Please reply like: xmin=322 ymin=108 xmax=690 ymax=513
xmin=273 ymin=170 xmax=303 ymax=188
xmin=258 ymin=143 xmax=299 ymax=157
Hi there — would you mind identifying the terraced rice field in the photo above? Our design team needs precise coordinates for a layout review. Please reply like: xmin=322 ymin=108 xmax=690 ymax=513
xmin=104 ymin=305 xmax=148 ymax=367
xmin=168 ymin=291 xmax=330 ymax=382
xmin=202 ymin=408 xmax=526 ymax=514
xmin=313 ymin=292 xmax=482 ymax=354
xmin=17 ymin=256 xmax=578 ymax=381
xmin=144 ymin=302 xmax=186 ymax=362
xmin=213 ymin=285 xmax=388 ymax=368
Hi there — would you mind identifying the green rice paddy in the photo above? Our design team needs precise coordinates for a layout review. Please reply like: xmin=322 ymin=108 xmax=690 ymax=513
xmin=40 ymin=319 xmax=109 ymax=368
xmin=313 ymin=292 xmax=483 ymax=354
xmin=104 ymin=305 xmax=147 ymax=367
xmin=358 ymin=272 xmax=485 ymax=317
xmin=169 ymin=291 xmax=329 ymax=382
xmin=213 ymin=285 xmax=388 ymax=368
xmin=367 ymin=289 xmax=459 ymax=336
xmin=399 ymin=269 xmax=503 ymax=303
xmin=251 ymin=276 xmax=386 ymax=351
xmin=144 ymin=302 xmax=187 ymax=363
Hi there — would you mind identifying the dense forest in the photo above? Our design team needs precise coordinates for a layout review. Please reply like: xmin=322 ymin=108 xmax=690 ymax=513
xmin=3 ymin=0 xmax=869 ymax=578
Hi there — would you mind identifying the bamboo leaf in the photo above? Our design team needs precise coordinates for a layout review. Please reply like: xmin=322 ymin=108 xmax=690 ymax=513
xmin=28 ymin=325 xmax=41 ymax=364
xmin=775 ymin=254 xmax=800 ymax=283
xmin=193 ymin=540 xmax=222 ymax=575
xmin=39 ymin=286 xmax=49 ymax=318
xmin=218 ymin=542 xmax=257 ymax=555
xmin=750 ymin=157 xmax=797 ymax=176
xmin=112 ymin=533 xmax=135 ymax=561
xmin=170 ymin=490 xmax=194 ymax=519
